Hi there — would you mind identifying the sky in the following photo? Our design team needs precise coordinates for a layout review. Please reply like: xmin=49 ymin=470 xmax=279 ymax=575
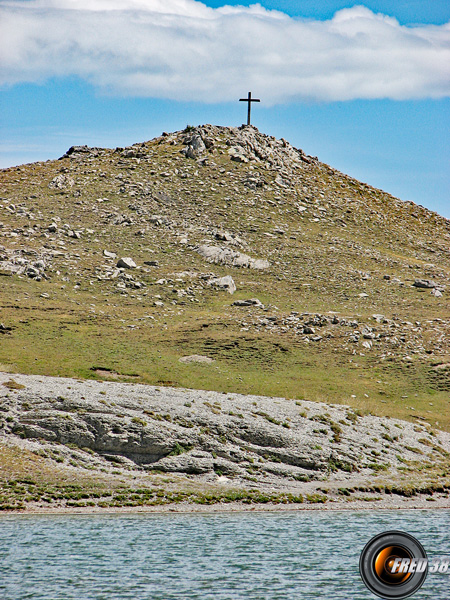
xmin=0 ymin=1 xmax=449 ymax=217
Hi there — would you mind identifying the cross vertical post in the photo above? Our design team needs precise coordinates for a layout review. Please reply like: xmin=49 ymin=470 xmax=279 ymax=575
xmin=239 ymin=92 xmax=261 ymax=126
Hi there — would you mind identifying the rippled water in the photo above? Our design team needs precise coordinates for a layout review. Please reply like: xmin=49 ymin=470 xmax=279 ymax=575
xmin=0 ymin=510 xmax=449 ymax=599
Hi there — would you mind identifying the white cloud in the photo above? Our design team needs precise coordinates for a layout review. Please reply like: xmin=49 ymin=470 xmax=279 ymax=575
xmin=0 ymin=0 xmax=449 ymax=103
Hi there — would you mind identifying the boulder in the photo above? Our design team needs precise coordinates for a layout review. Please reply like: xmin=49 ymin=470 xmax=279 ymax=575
xmin=413 ymin=279 xmax=436 ymax=289
xmin=207 ymin=275 xmax=236 ymax=294
xmin=117 ymin=257 xmax=137 ymax=269
xmin=431 ymin=288 xmax=443 ymax=297
xmin=183 ymin=135 xmax=206 ymax=159
xmin=232 ymin=298 xmax=263 ymax=307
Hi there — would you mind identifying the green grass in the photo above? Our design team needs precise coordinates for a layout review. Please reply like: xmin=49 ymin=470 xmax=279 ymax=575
xmin=1 ymin=294 xmax=449 ymax=430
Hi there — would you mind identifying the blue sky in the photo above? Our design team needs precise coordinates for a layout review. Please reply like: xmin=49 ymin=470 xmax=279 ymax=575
xmin=1 ymin=0 xmax=449 ymax=217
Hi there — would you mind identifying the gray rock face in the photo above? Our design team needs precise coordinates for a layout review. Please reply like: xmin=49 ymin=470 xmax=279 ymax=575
xmin=215 ymin=231 xmax=234 ymax=242
xmin=197 ymin=245 xmax=269 ymax=270
xmin=2 ymin=373 xmax=449 ymax=489
xmin=218 ymin=125 xmax=315 ymax=169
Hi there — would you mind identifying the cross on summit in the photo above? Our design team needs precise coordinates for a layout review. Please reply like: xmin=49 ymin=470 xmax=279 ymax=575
xmin=239 ymin=92 xmax=260 ymax=126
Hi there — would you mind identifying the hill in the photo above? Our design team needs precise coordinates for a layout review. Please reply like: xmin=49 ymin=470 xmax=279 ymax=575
xmin=0 ymin=124 xmax=449 ymax=510
xmin=1 ymin=124 xmax=449 ymax=423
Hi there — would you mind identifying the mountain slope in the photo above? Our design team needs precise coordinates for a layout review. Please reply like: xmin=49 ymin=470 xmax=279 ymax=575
xmin=0 ymin=124 xmax=449 ymax=431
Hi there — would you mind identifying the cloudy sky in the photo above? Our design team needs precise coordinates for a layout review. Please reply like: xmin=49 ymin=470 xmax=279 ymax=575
xmin=1 ymin=0 xmax=449 ymax=216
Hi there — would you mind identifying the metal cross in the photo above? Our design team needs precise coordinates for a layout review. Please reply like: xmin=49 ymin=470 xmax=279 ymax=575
xmin=239 ymin=92 xmax=260 ymax=126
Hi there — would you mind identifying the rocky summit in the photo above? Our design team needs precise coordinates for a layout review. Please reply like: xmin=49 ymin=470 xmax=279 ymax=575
xmin=0 ymin=124 xmax=449 ymax=510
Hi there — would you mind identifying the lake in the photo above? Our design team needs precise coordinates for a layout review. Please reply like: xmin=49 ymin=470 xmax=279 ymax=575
xmin=1 ymin=510 xmax=449 ymax=599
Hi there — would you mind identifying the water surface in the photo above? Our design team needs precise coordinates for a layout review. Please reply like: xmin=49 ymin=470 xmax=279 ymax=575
xmin=1 ymin=510 xmax=449 ymax=599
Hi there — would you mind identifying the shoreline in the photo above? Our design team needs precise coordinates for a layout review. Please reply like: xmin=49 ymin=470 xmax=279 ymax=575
xmin=2 ymin=496 xmax=450 ymax=516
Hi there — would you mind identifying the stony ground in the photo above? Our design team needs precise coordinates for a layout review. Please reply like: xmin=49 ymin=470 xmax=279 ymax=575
xmin=0 ymin=124 xmax=449 ymax=510
xmin=1 ymin=372 xmax=449 ymax=511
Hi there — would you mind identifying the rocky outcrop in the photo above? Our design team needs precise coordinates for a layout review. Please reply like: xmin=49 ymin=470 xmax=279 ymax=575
xmin=1 ymin=373 xmax=449 ymax=489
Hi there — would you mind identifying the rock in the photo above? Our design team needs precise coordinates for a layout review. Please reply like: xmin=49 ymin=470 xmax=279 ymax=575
xmin=361 ymin=327 xmax=375 ymax=339
xmin=183 ymin=135 xmax=206 ymax=159
xmin=197 ymin=245 xmax=269 ymax=270
xmin=121 ymin=147 xmax=145 ymax=159
xmin=413 ymin=279 xmax=436 ymax=289
xmin=372 ymin=314 xmax=385 ymax=323
xmin=2 ymin=371 xmax=450 ymax=495
xmin=275 ymin=175 xmax=288 ymax=188
xmin=47 ymin=224 xmax=58 ymax=233
xmin=228 ymin=147 xmax=249 ymax=163
xmin=179 ymin=355 xmax=215 ymax=364
xmin=207 ymin=275 xmax=236 ymax=294
xmin=117 ymin=257 xmax=137 ymax=269
xmin=215 ymin=231 xmax=234 ymax=242
xmin=232 ymin=298 xmax=263 ymax=307
xmin=144 ymin=260 xmax=159 ymax=267
xmin=431 ymin=288 xmax=443 ymax=297
xmin=48 ymin=174 xmax=75 ymax=189
xmin=251 ymin=259 xmax=270 ymax=270
xmin=25 ymin=265 xmax=40 ymax=278
xmin=61 ymin=145 xmax=96 ymax=158
xmin=156 ymin=454 xmax=213 ymax=474
xmin=103 ymin=250 xmax=117 ymax=259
